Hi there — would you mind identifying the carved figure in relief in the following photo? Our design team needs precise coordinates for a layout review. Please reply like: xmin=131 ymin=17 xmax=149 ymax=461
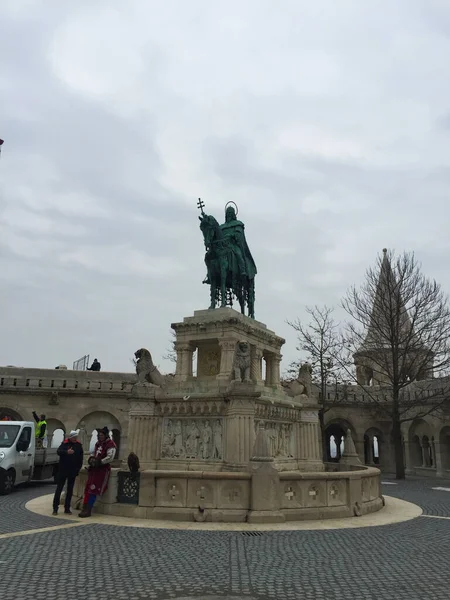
xmin=186 ymin=420 xmax=200 ymax=458
xmin=254 ymin=420 xmax=293 ymax=458
xmin=162 ymin=421 xmax=175 ymax=458
xmin=212 ymin=420 xmax=223 ymax=459
xmin=173 ymin=420 xmax=184 ymax=457
xmin=200 ymin=421 xmax=212 ymax=459
xmin=134 ymin=348 xmax=165 ymax=387
xmin=232 ymin=341 xmax=251 ymax=382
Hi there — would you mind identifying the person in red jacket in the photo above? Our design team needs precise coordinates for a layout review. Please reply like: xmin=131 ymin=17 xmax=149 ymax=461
xmin=52 ymin=430 xmax=84 ymax=515
xmin=79 ymin=427 xmax=116 ymax=518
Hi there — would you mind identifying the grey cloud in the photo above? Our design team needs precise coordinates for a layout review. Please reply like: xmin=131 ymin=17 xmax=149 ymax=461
xmin=1 ymin=1 xmax=450 ymax=373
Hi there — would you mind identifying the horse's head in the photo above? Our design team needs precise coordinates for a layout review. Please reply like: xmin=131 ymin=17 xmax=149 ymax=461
xmin=199 ymin=213 xmax=220 ymax=247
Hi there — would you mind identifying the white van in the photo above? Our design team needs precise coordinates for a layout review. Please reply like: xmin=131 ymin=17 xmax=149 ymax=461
xmin=0 ymin=421 xmax=59 ymax=495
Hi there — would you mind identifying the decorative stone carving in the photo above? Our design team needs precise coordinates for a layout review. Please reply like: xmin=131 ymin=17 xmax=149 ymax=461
xmin=284 ymin=362 xmax=313 ymax=399
xmin=161 ymin=418 xmax=223 ymax=460
xmin=49 ymin=391 xmax=59 ymax=406
xmin=134 ymin=348 xmax=165 ymax=387
xmin=232 ymin=341 xmax=251 ymax=382
xmin=254 ymin=420 xmax=294 ymax=458
xmin=197 ymin=346 xmax=221 ymax=376
xmin=340 ymin=429 xmax=362 ymax=466
xmin=255 ymin=403 xmax=299 ymax=422
xmin=158 ymin=400 xmax=225 ymax=416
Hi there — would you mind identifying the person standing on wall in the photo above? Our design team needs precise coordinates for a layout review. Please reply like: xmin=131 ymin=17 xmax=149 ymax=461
xmin=52 ymin=430 xmax=84 ymax=515
xmin=32 ymin=411 xmax=47 ymax=449
xmin=79 ymin=427 xmax=116 ymax=518
xmin=87 ymin=358 xmax=101 ymax=372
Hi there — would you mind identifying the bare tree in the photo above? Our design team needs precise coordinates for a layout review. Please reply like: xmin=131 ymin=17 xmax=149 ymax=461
xmin=342 ymin=249 xmax=450 ymax=479
xmin=163 ymin=331 xmax=177 ymax=364
xmin=287 ymin=306 xmax=346 ymax=461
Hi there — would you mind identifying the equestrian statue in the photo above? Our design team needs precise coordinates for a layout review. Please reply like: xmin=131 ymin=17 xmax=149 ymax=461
xmin=197 ymin=198 xmax=257 ymax=319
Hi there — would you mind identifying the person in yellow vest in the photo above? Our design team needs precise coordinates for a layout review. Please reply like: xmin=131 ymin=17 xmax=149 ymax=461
xmin=32 ymin=411 xmax=47 ymax=449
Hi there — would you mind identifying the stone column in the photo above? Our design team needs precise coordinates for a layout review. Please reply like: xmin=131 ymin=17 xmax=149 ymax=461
xmin=174 ymin=342 xmax=194 ymax=380
xmin=218 ymin=340 xmax=237 ymax=382
xmin=298 ymin=410 xmax=323 ymax=470
xmin=126 ymin=384 xmax=162 ymax=470
xmin=420 ymin=441 xmax=426 ymax=467
xmin=223 ymin=390 xmax=258 ymax=470
xmin=404 ymin=441 xmax=415 ymax=475
xmin=251 ymin=347 xmax=263 ymax=383
xmin=270 ymin=353 xmax=282 ymax=388
xmin=434 ymin=441 xmax=443 ymax=476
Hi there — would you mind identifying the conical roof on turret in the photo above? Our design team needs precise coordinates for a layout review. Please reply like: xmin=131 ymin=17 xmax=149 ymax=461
xmin=359 ymin=248 xmax=415 ymax=352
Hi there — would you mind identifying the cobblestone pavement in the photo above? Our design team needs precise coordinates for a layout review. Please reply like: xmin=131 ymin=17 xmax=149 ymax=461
xmin=0 ymin=482 xmax=71 ymax=534
xmin=1 ymin=477 xmax=450 ymax=600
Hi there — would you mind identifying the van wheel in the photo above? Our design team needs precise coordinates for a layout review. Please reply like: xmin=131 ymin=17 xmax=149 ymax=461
xmin=0 ymin=470 xmax=15 ymax=495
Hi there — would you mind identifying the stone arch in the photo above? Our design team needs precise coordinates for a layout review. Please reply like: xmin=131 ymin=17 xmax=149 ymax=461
xmin=46 ymin=418 xmax=66 ymax=448
xmin=76 ymin=411 xmax=122 ymax=458
xmin=363 ymin=427 xmax=383 ymax=466
xmin=0 ymin=407 xmax=23 ymax=421
xmin=409 ymin=419 xmax=434 ymax=469
xmin=439 ymin=425 xmax=450 ymax=471
xmin=325 ymin=419 xmax=356 ymax=462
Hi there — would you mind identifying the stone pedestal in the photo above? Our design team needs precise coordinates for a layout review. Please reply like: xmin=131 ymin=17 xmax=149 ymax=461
xmin=223 ymin=384 xmax=259 ymax=470
xmin=247 ymin=423 xmax=285 ymax=523
xmin=171 ymin=308 xmax=285 ymax=386
xmin=125 ymin=383 xmax=162 ymax=470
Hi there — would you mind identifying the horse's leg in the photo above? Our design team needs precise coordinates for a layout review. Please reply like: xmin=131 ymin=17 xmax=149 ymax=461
xmin=209 ymin=269 xmax=216 ymax=309
xmin=238 ymin=286 xmax=245 ymax=314
xmin=220 ymin=261 xmax=227 ymax=307
xmin=248 ymin=279 xmax=255 ymax=318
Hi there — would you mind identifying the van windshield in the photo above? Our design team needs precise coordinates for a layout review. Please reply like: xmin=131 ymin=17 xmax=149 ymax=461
xmin=0 ymin=425 xmax=20 ymax=448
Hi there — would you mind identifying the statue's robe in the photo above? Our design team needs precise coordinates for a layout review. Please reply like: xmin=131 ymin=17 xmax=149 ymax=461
xmin=220 ymin=218 xmax=257 ymax=280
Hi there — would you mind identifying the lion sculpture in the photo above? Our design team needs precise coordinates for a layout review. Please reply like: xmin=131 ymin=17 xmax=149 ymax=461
xmin=232 ymin=341 xmax=251 ymax=382
xmin=285 ymin=362 xmax=313 ymax=398
xmin=134 ymin=348 xmax=166 ymax=387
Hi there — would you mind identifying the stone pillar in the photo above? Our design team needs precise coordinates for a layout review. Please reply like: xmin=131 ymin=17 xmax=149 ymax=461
xmin=248 ymin=423 xmax=285 ymax=524
xmin=355 ymin=440 xmax=365 ymax=465
xmin=420 ymin=441 xmax=426 ymax=467
xmin=218 ymin=340 xmax=237 ymax=382
xmin=126 ymin=384 xmax=162 ymax=470
xmin=434 ymin=441 xmax=443 ymax=476
xmin=270 ymin=353 xmax=282 ymax=388
xmin=404 ymin=441 xmax=415 ymax=475
xmin=251 ymin=347 xmax=263 ymax=383
xmin=223 ymin=389 xmax=258 ymax=470
xmin=174 ymin=342 xmax=194 ymax=380
xmin=298 ymin=410 xmax=323 ymax=470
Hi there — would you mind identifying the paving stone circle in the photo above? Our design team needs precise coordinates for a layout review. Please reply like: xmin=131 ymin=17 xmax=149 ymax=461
xmin=1 ymin=477 xmax=450 ymax=600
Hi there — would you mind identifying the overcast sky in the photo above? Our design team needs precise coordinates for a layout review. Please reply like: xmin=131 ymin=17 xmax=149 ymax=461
xmin=1 ymin=0 xmax=450 ymax=374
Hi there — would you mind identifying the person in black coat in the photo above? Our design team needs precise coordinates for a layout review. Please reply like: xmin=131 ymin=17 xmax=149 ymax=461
xmin=52 ymin=430 xmax=84 ymax=515
xmin=87 ymin=359 xmax=101 ymax=372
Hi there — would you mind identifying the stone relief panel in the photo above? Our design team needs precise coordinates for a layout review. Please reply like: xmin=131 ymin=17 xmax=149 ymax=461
xmin=197 ymin=346 xmax=221 ymax=377
xmin=254 ymin=420 xmax=294 ymax=458
xmin=161 ymin=418 xmax=223 ymax=460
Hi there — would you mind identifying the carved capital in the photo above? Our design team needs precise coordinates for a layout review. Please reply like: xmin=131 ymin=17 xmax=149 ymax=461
xmin=219 ymin=340 xmax=237 ymax=352
xmin=128 ymin=399 xmax=157 ymax=417
xmin=174 ymin=342 xmax=194 ymax=352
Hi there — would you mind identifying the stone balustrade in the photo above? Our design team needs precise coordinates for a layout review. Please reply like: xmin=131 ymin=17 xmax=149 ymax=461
xmin=0 ymin=367 xmax=136 ymax=394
